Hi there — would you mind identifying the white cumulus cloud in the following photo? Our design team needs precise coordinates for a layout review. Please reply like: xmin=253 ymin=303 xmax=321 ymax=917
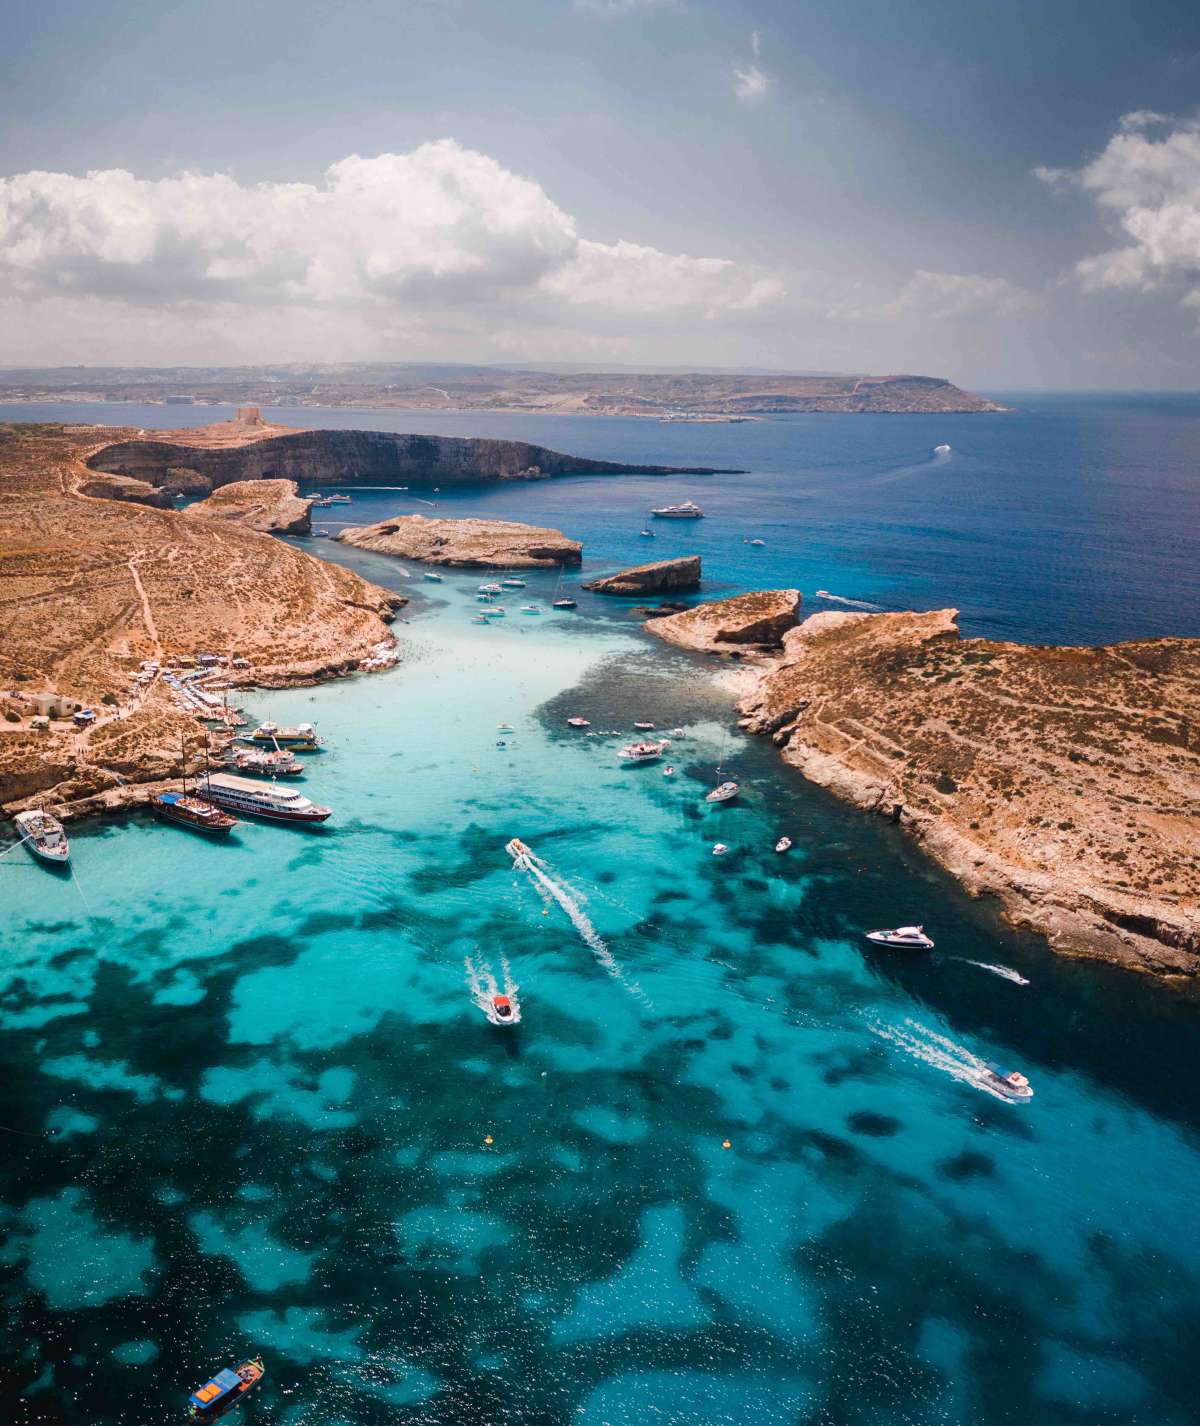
xmin=0 ymin=140 xmax=783 ymax=359
xmin=733 ymin=30 xmax=772 ymax=102
xmin=1036 ymin=112 xmax=1200 ymax=307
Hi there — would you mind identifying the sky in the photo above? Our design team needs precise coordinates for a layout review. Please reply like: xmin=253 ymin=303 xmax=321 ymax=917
xmin=3 ymin=0 xmax=1200 ymax=389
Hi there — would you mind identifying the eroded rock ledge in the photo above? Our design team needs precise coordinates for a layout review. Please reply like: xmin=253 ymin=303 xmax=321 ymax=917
xmin=187 ymin=478 xmax=313 ymax=535
xmin=586 ymin=556 xmax=701 ymax=595
xmin=653 ymin=594 xmax=1200 ymax=976
xmin=337 ymin=514 xmax=581 ymax=568
xmin=648 ymin=588 xmax=802 ymax=650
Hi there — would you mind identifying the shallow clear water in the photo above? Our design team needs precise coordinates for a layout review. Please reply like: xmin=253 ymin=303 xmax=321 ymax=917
xmin=2 ymin=398 xmax=1200 ymax=1425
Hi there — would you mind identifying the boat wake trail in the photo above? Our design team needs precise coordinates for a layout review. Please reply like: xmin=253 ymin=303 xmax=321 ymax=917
xmin=869 ymin=1017 xmax=1017 ymax=1101
xmin=955 ymin=958 xmax=1030 ymax=986
xmin=465 ymin=954 xmax=521 ymax=1024
xmin=505 ymin=839 xmax=650 ymax=1007
xmin=814 ymin=590 xmax=884 ymax=610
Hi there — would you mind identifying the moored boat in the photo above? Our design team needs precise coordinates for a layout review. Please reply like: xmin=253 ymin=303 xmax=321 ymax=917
xmin=705 ymin=781 xmax=739 ymax=803
xmin=566 ymin=716 xmax=590 ymax=728
xmin=248 ymin=721 xmax=322 ymax=751
xmin=864 ymin=925 xmax=935 ymax=950
xmin=188 ymin=1357 xmax=265 ymax=1419
xmin=200 ymin=773 xmax=331 ymax=824
xmin=423 ymin=571 xmax=444 ymax=582
xmin=13 ymin=808 xmax=70 ymax=865
xmin=152 ymin=791 xmax=238 ymax=837
xmin=228 ymin=746 xmax=304 ymax=778
xmin=553 ymin=598 xmax=577 ymax=609
xmin=501 ymin=577 xmax=526 ymax=588
xmin=712 ymin=842 xmax=729 ymax=856
xmin=619 ymin=739 xmax=670 ymax=764
xmin=775 ymin=836 xmax=792 ymax=853
xmin=651 ymin=500 xmax=704 ymax=519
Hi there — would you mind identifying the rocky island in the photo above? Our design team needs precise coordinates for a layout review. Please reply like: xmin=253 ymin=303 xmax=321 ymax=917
xmin=586 ymin=556 xmax=702 ymax=595
xmin=337 ymin=514 xmax=581 ymax=568
xmin=648 ymin=594 xmax=1200 ymax=977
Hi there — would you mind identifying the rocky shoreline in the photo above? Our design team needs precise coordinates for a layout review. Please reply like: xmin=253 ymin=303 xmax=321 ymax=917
xmin=336 ymin=514 xmax=581 ymax=568
xmin=648 ymin=592 xmax=1200 ymax=978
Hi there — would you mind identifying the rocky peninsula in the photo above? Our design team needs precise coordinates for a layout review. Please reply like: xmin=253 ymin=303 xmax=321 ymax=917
xmin=0 ymin=421 xmax=404 ymax=813
xmin=187 ymin=478 xmax=313 ymax=534
xmin=648 ymin=594 xmax=1200 ymax=977
xmin=586 ymin=556 xmax=701 ymax=595
xmin=337 ymin=514 xmax=581 ymax=568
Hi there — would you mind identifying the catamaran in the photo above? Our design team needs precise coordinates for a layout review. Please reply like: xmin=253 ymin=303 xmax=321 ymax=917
xmin=651 ymin=500 xmax=704 ymax=519
xmin=13 ymin=808 xmax=70 ymax=865
xmin=200 ymin=773 xmax=331 ymax=824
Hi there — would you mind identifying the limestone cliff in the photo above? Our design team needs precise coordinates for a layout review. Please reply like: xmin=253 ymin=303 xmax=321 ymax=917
xmin=337 ymin=514 xmax=581 ymax=568
xmin=647 ymin=589 xmax=802 ymax=651
xmin=586 ymin=556 xmax=701 ymax=595
xmin=187 ymin=478 xmax=313 ymax=535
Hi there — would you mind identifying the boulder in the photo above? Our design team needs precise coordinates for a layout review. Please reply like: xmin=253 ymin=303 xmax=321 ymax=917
xmin=646 ymin=589 xmax=803 ymax=652
xmin=585 ymin=556 xmax=701 ymax=595
xmin=336 ymin=514 xmax=581 ymax=568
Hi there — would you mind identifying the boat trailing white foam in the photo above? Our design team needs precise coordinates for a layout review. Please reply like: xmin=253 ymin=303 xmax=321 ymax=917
xmin=957 ymin=959 xmax=1030 ymax=986
xmin=465 ymin=954 xmax=521 ymax=1025
xmin=869 ymin=1017 xmax=1035 ymax=1102
xmin=814 ymin=591 xmax=884 ymax=610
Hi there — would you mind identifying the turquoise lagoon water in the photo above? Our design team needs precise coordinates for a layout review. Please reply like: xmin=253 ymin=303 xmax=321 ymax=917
xmin=2 ymin=398 xmax=1200 ymax=1424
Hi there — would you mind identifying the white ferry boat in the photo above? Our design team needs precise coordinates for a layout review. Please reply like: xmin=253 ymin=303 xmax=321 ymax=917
xmin=200 ymin=773 xmax=331 ymax=824
xmin=619 ymin=739 xmax=670 ymax=764
xmin=651 ymin=500 xmax=704 ymax=519
xmin=14 ymin=808 xmax=70 ymax=865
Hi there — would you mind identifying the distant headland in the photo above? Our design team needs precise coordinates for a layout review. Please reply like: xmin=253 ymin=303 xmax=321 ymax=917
xmin=0 ymin=362 xmax=1003 ymax=417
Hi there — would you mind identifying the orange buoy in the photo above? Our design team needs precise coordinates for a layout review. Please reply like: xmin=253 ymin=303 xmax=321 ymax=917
xmin=722 ymin=1139 xmax=732 ymax=1150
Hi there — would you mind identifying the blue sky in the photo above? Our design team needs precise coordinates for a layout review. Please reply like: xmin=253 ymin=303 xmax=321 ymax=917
xmin=3 ymin=0 xmax=1200 ymax=387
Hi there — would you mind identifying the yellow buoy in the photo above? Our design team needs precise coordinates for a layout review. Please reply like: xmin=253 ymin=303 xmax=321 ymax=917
xmin=722 ymin=1139 xmax=732 ymax=1150
xmin=484 ymin=1135 xmax=494 ymax=1146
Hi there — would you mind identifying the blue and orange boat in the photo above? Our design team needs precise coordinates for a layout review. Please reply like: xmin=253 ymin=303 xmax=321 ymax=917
xmin=188 ymin=1357 xmax=265 ymax=1418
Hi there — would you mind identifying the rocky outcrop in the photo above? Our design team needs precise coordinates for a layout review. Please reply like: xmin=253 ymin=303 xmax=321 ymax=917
xmin=723 ymin=603 xmax=1200 ymax=977
xmin=336 ymin=514 xmax=581 ymax=568
xmin=586 ymin=556 xmax=701 ymax=595
xmin=187 ymin=478 xmax=312 ymax=535
xmin=77 ymin=472 xmax=172 ymax=508
xmin=161 ymin=466 xmax=212 ymax=496
xmin=85 ymin=428 xmax=740 ymax=492
xmin=647 ymin=589 xmax=802 ymax=652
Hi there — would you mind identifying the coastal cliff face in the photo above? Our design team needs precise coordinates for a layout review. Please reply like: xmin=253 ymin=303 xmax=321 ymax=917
xmin=663 ymin=597 xmax=1200 ymax=976
xmin=586 ymin=556 xmax=702 ymax=595
xmin=187 ymin=478 xmax=313 ymax=535
xmin=337 ymin=514 xmax=581 ymax=568
xmin=648 ymin=589 xmax=802 ymax=650
xmin=0 ymin=423 xmax=406 ymax=810
xmin=85 ymin=426 xmax=739 ymax=491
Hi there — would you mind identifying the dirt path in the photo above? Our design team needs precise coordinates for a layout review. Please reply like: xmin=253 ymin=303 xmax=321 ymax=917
xmin=127 ymin=553 xmax=162 ymax=659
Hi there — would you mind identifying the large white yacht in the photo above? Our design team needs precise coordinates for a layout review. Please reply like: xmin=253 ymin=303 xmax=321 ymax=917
xmin=651 ymin=500 xmax=704 ymax=519
xmin=200 ymin=773 xmax=331 ymax=824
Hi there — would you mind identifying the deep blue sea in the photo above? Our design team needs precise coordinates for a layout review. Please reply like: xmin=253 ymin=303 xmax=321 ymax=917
xmin=2 ymin=396 xmax=1199 ymax=1426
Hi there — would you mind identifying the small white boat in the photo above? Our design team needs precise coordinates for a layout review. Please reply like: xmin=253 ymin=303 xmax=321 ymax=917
xmin=934 ymin=443 xmax=951 ymax=455
xmin=864 ymin=925 xmax=935 ymax=950
xmin=750 ymin=538 xmax=766 ymax=547
xmin=327 ymin=493 xmax=352 ymax=504
xmin=482 ymin=607 xmax=506 ymax=618
xmin=497 ymin=723 xmax=515 ymax=733
xmin=706 ymin=781 xmax=739 ymax=803
xmin=14 ymin=808 xmax=70 ymax=865
xmin=553 ymin=598 xmax=577 ymax=609
xmin=619 ymin=739 xmax=670 ymax=764
xmin=567 ymin=717 xmax=590 ymax=728
xmin=775 ymin=836 xmax=792 ymax=853
xmin=670 ymin=727 xmax=685 ymax=737
xmin=712 ymin=842 xmax=729 ymax=857
xmin=489 ymin=993 xmax=517 ymax=1025
xmin=478 ymin=582 xmax=503 ymax=593
xmin=471 ymin=615 xmax=489 ymax=624
xmin=639 ymin=529 xmax=655 ymax=538
xmin=423 ymin=571 xmax=444 ymax=582
xmin=663 ymin=766 xmax=675 ymax=777
xmin=477 ymin=592 xmax=496 ymax=602
xmin=984 ymin=1068 xmax=1034 ymax=1101
xmin=633 ymin=721 xmax=655 ymax=731
xmin=520 ymin=605 xmax=540 ymax=615
xmin=502 ymin=578 xmax=527 ymax=589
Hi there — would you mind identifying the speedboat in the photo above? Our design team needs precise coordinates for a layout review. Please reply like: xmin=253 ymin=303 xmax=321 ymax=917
xmin=471 ymin=615 xmax=489 ymax=624
xmin=984 ymin=1068 xmax=1034 ymax=1101
xmin=639 ymin=529 xmax=656 ymax=537
xmin=423 ymin=571 xmax=444 ymax=582
xmin=750 ymin=538 xmax=766 ymax=547
xmin=864 ymin=925 xmax=935 ymax=950
xmin=13 ymin=808 xmax=70 ymax=865
xmin=651 ymin=500 xmax=704 ymax=519
xmin=633 ymin=721 xmax=655 ymax=731
xmin=663 ymin=766 xmax=675 ymax=776
xmin=496 ymin=723 xmax=515 ymax=733
xmin=477 ymin=592 xmax=496 ymax=602
xmin=712 ymin=842 xmax=729 ymax=856
xmin=775 ymin=836 xmax=792 ymax=853
xmin=553 ymin=598 xmax=577 ymax=609
xmin=520 ymin=605 xmax=540 ymax=615
xmin=502 ymin=577 xmax=527 ymax=588
xmin=188 ymin=1357 xmax=265 ymax=1419
xmin=478 ymin=582 xmax=503 ymax=593
xmin=152 ymin=792 xmax=238 ymax=837
xmin=327 ymin=493 xmax=351 ymax=503
xmin=491 ymin=994 xmax=516 ymax=1024
xmin=566 ymin=717 xmax=590 ymax=728
xmin=482 ymin=606 xmax=506 ymax=618
xmin=619 ymin=739 xmax=669 ymax=764
xmin=505 ymin=836 xmax=534 ymax=868
xmin=705 ymin=781 xmax=739 ymax=803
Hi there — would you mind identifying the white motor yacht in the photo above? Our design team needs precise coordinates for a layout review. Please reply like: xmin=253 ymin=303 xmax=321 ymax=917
xmin=705 ymin=781 xmax=739 ymax=803
xmin=619 ymin=739 xmax=669 ymax=764
xmin=712 ymin=842 xmax=729 ymax=856
xmin=566 ymin=717 xmax=590 ymax=728
xmin=502 ymin=577 xmax=527 ymax=588
xmin=775 ymin=836 xmax=792 ymax=853
xmin=983 ymin=1068 xmax=1034 ymax=1101
xmin=651 ymin=500 xmax=704 ymax=519
xmin=14 ymin=808 xmax=70 ymax=865
xmin=864 ymin=925 xmax=935 ymax=950
xmin=423 ymin=571 xmax=444 ymax=582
